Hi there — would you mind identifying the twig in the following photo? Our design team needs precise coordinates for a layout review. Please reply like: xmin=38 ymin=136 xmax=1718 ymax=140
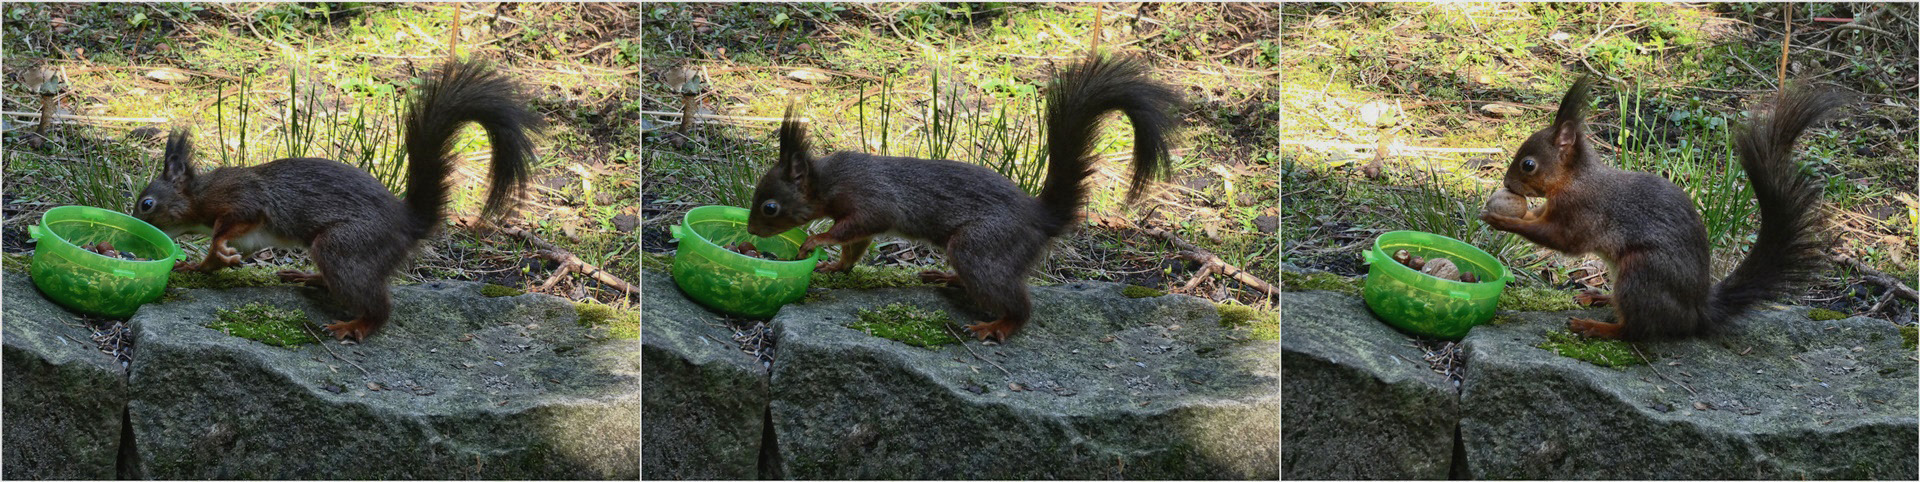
xmin=458 ymin=216 xmax=638 ymax=297
xmin=302 ymin=324 xmax=371 ymax=376
xmin=1868 ymin=290 xmax=1900 ymax=315
xmin=639 ymin=111 xmax=800 ymax=123
xmin=1633 ymin=345 xmax=1698 ymax=397
xmin=1828 ymin=23 xmax=1897 ymax=38
xmin=945 ymin=325 xmax=1012 ymax=377
xmin=1833 ymin=255 xmax=1919 ymax=302
xmin=1279 ymin=139 xmax=1506 ymax=154
xmin=1 ymin=111 xmax=169 ymax=123
xmin=1778 ymin=4 xmax=1792 ymax=89
xmin=1140 ymin=226 xmax=1279 ymax=298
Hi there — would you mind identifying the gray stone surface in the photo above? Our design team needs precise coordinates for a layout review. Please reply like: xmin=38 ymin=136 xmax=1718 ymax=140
xmin=1 ymin=272 xmax=128 ymax=480
xmin=1280 ymin=289 xmax=1458 ymax=480
xmin=126 ymin=281 xmax=638 ymax=479
xmin=1460 ymin=305 xmax=1919 ymax=479
xmin=639 ymin=270 xmax=769 ymax=480
xmin=769 ymin=281 xmax=1279 ymax=479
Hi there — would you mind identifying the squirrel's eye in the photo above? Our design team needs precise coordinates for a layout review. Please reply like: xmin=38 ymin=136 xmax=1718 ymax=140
xmin=1521 ymin=158 xmax=1537 ymax=173
xmin=139 ymin=198 xmax=156 ymax=212
xmin=759 ymin=200 xmax=780 ymax=217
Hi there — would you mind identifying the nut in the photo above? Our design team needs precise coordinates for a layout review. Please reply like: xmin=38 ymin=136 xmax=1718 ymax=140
xmin=1485 ymin=189 xmax=1529 ymax=218
xmin=1421 ymin=257 xmax=1460 ymax=281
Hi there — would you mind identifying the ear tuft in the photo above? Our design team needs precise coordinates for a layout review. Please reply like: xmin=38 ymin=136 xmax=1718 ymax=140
xmin=163 ymin=128 xmax=195 ymax=181
xmin=778 ymin=104 xmax=813 ymax=184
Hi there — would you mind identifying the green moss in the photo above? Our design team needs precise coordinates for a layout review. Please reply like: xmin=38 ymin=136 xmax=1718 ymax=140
xmin=2 ymin=252 xmax=30 ymax=273
xmin=168 ymin=265 xmax=295 ymax=290
xmin=1279 ymin=270 xmax=1361 ymax=295
xmin=1122 ymin=285 xmax=1167 ymax=298
xmin=208 ymin=302 xmax=318 ymax=347
xmin=1806 ymin=308 xmax=1848 ymax=321
xmin=849 ymin=303 xmax=961 ymax=348
xmin=1217 ymin=303 xmax=1278 ymax=341
xmin=811 ymin=264 xmax=928 ymax=291
xmin=1900 ymin=325 xmax=1916 ymax=350
xmin=1499 ymin=285 xmax=1584 ymax=312
xmin=639 ymin=251 xmax=673 ymax=273
xmin=480 ymin=284 xmax=525 ymax=298
xmin=576 ymin=301 xmax=639 ymax=340
xmin=1537 ymin=330 xmax=1644 ymax=368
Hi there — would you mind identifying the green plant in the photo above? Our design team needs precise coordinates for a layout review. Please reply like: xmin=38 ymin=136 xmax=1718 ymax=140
xmin=67 ymin=149 xmax=135 ymax=211
xmin=1383 ymin=161 xmax=1532 ymax=276
xmin=1611 ymin=86 xmax=1757 ymax=254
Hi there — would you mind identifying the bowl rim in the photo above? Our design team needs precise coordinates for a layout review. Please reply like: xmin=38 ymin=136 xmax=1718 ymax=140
xmin=677 ymin=205 xmax=822 ymax=266
xmin=37 ymin=205 xmax=185 ymax=266
xmin=1367 ymin=230 xmax=1514 ymax=289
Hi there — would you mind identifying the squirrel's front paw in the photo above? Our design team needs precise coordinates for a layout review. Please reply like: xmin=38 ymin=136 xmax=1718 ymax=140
xmin=172 ymin=260 xmax=198 ymax=272
xmin=815 ymin=258 xmax=853 ymax=273
xmin=212 ymin=248 xmax=242 ymax=266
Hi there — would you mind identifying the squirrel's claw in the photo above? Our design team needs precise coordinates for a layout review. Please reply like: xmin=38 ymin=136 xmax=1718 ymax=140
xmin=277 ymin=270 xmax=325 ymax=287
xmin=918 ymin=270 xmax=961 ymax=285
xmin=1574 ymin=290 xmax=1612 ymax=307
xmin=323 ymin=319 xmax=375 ymax=342
xmin=964 ymin=319 xmax=1018 ymax=343
xmin=1567 ymin=317 xmax=1624 ymax=339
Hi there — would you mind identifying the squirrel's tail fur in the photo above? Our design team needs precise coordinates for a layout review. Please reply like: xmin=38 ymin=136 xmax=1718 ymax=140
xmin=1037 ymin=54 xmax=1181 ymax=236
xmin=402 ymin=59 xmax=542 ymax=239
xmin=1706 ymin=87 xmax=1844 ymax=327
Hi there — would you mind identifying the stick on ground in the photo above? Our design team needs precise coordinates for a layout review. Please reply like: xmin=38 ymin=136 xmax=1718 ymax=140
xmin=457 ymin=216 xmax=639 ymax=297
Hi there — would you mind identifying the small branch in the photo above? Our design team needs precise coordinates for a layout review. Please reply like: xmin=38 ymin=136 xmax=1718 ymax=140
xmin=1834 ymin=255 xmax=1919 ymax=302
xmin=1633 ymin=345 xmax=1698 ymax=397
xmin=1280 ymin=139 xmax=1505 ymax=155
xmin=302 ymin=324 xmax=371 ymax=376
xmin=1 ymin=111 xmax=169 ymax=123
xmin=945 ymin=325 xmax=1012 ymax=378
xmin=1140 ymin=226 xmax=1279 ymax=298
xmin=639 ymin=110 xmax=801 ymax=123
xmin=459 ymin=216 xmax=638 ymax=297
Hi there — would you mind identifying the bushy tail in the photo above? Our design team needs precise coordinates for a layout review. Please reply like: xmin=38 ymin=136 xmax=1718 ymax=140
xmin=1708 ymin=87 xmax=1845 ymax=324
xmin=402 ymin=59 xmax=542 ymax=239
xmin=1036 ymin=54 xmax=1181 ymax=235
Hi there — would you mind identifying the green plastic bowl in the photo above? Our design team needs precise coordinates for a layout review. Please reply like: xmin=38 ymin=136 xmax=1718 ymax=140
xmin=669 ymin=205 xmax=822 ymax=318
xmin=28 ymin=205 xmax=186 ymax=318
xmin=1361 ymin=230 xmax=1513 ymax=339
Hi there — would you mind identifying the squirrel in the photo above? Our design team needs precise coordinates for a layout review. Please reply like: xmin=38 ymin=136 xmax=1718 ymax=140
xmin=744 ymin=54 xmax=1180 ymax=342
xmin=1480 ymin=77 xmax=1841 ymax=340
xmin=133 ymin=59 xmax=542 ymax=341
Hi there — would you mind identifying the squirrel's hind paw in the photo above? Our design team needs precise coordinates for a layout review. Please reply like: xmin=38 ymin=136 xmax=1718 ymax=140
xmin=323 ymin=319 xmax=377 ymax=342
xmin=1567 ymin=317 xmax=1624 ymax=339
xmin=964 ymin=319 xmax=1020 ymax=342
xmin=918 ymin=270 xmax=961 ymax=285
xmin=277 ymin=270 xmax=325 ymax=287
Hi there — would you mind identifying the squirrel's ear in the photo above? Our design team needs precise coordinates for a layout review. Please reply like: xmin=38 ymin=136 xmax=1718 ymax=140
xmin=777 ymin=104 xmax=813 ymax=184
xmin=162 ymin=129 xmax=194 ymax=181
xmin=1551 ymin=77 xmax=1592 ymax=162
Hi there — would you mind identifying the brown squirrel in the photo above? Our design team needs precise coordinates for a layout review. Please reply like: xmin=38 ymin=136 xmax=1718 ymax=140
xmin=745 ymin=54 xmax=1180 ymax=342
xmin=133 ymin=60 xmax=541 ymax=341
xmin=1481 ymin=77 xmax=1841 ymax=340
